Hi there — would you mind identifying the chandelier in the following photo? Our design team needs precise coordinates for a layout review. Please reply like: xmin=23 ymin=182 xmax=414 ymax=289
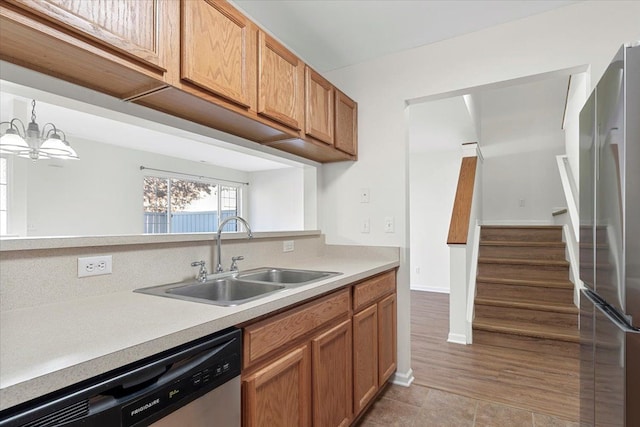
xmin=0 ymin=99 xmax=79 ymax=160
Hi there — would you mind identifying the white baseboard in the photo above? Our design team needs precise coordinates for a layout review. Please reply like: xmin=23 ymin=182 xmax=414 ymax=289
xmin=447 ymin=332 xmax=468 ymax=345
xmin=481 ymin=219 xmax=554 ymax=226
xmin=391 ymin=368 xmax=414 ymax=387
xmin=410 ymin=285 xmax=450 ymax=294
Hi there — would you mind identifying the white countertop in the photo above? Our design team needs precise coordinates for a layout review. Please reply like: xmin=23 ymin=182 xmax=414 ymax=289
xmin=0 ymin=252 xmax=398 ymax=410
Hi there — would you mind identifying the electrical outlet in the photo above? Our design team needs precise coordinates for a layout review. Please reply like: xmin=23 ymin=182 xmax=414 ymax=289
xmin=283 ymin=240 xmax=294 ymax=252
xmin=78 ymin=255 xmax=112 ymax=278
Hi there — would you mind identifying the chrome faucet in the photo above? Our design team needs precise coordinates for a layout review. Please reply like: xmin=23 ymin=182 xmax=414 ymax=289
xmin=230 ymin=256 xmax=244 ymax=272
xmin=191 ymin=260 xmax=208 ymax=283
xmin=215 ymin=216 xmax=253 ymax=273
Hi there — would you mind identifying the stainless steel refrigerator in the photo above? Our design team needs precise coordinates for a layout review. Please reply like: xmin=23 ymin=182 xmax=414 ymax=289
xmin=579 ymin=43 xmax=640 ymax=427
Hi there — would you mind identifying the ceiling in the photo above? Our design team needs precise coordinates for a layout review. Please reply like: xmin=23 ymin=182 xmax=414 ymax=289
xmin=408 ymin=73 xmax=569 ymax=154
xmin=232 ymin=0 xmax=578 ymax=72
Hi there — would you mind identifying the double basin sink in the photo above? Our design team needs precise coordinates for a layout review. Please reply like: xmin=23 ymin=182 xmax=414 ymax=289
xmin=135 ymin=268 xmax=341 ymax=306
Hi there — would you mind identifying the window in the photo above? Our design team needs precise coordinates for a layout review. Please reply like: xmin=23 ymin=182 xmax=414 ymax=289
xmin=0 ymin=157 xmax=7 ymax=235
xmin=143 ymin=176 xmax=242 ymax=234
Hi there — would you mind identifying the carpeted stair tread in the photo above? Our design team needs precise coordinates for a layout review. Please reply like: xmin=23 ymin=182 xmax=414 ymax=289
xmin=473 ymin=319 xmax=579 ymax=343
xmin=478 ymin=257 xmax=569 ymax=267
xmin=475 ymin=297 xmax=578 ymax=314
xmin=475 ymin=276 xmax=574 ymax=289
xmin=480 ymin=240 xmax=566 ymax=247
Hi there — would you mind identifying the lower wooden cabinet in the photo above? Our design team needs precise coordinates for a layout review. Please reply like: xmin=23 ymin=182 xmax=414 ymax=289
xmin=312 ymin=319 xmax=353 ymax=427
xmin=241 ymin=271 xmax=397 ymax=427
xmin=353 ymin=304 xmax=378 ymax=414
xmin=378 ymin=293 xmax=397 ymax=385
xmin=243 ymin=344 xmax=311 ymax=427
xmin=352 ymin=271 xmax=397 ymax=416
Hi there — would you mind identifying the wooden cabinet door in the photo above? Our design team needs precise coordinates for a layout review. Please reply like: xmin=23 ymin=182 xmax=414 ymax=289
xmin=6 ymin=0 xmax=168 ymax=71
xmin=243 ymin=344 xmax=311 ymax=427
xmin=181 ymin=0 xmax=254 ymax=108
xmin=378 ymin=293 xmax=397 ymax=385
xmin=353 ymin=304 xmax=378 ymax=414
xmin=258 ymin=31 xmax=304 ymax=130
xmin=334 ymin=89 xmax=357 ymax=156
xmin=305 ymin=66 xmax=334 ymax=145
xmin=312 ymin=319 xmax=352 ymax=427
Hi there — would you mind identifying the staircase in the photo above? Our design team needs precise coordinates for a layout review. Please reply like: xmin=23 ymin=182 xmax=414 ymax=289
xmin=473 ymin=226 xmax=579 ymax=352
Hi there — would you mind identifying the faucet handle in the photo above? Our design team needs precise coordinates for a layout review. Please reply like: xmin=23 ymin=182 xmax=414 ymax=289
xmin=230 ymin=256 xmax=244 ymax=272
xmin=191 ymin=261 xmax=208 ymax=282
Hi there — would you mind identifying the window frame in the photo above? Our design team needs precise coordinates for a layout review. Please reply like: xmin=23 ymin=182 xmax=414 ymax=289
xmin=142 ymin=172 xmax=244 ymax=235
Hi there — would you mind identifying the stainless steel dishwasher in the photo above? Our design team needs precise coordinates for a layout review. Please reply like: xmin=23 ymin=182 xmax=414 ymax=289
xmin=0 ymin=327 xmax=241 ymax=427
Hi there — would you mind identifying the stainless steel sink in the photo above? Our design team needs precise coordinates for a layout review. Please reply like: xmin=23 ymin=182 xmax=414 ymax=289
xmin=168 ymin=279 xmax=284 ymax=303
xmin=135 ymin=276 xmax=284 ymax=306
xmin=237 ymin=268 xmax=339 ymax=284
xmin=134 ymin=268 xmax=341 ymax=306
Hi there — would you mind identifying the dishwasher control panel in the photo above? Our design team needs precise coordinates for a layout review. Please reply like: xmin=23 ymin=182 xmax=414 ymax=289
xmin=123 ymin=351 xmax=240 ymax=427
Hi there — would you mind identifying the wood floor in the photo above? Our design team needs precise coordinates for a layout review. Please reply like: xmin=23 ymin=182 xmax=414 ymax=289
xmin=410 ymin=291 xmax=580 ymax=422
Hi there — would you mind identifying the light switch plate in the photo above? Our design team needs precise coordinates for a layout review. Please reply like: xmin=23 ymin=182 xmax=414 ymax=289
xmin=384 ymin=217 xmax=394 ymax=233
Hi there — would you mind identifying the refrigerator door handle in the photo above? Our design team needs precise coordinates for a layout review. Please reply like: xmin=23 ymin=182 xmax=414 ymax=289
xmin=583 ymin=288 xmax=606 ymax=306
xmin=598 ymin=299 xmax=640 ymax=333
xmin=584 ymin=288 xmax=639 ymax=333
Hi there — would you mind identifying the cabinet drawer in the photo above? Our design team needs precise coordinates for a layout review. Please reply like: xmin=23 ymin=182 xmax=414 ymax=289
xmin=353 ymin=270 xmax=396 ymax=312
xmin=243 ymin=288 xmax=350 ymax=368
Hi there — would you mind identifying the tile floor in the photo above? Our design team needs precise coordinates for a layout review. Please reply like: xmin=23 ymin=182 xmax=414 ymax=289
xmin=355 ymin=383 xmax=579 ymax=427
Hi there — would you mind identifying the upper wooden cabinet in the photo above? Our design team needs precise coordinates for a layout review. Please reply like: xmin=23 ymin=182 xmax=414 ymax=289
xmin=257 ymin=31 xmax=304 ymax=131
xmin=6 ymin=0 xmax=167 ymax=71
xmin=335 ymin=89 xmax=358 ymax=157
xmin=0 ymin=0 xmax=176 ymax=98
xmin=0 ymin=0 xmax=358 ymax=163
xmin=305 ymin=66 xmax=335 ymax=145
xmin=181 ymin=0 xmax=254 ymax=108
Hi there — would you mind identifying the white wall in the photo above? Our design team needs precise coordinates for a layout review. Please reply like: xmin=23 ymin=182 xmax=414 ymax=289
xmin=482 ymin=149 xmax=565 ymax=223
xmin=248 ymin=167 xmax=305 ymax=231
xmin=409 ymin=150 xmax=460 ymax=292
xmin=463 ymin=93 xmax=482 ymax=143
xmin=323 ymin=1 xmax=640 ymax=381
xmin=480 ymin=76 xmax=568 ymax=223
xmin=408 ymin=95 xmax=477 ymax=292
xmin=408 ymin=97 xmax=476 ymax=293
